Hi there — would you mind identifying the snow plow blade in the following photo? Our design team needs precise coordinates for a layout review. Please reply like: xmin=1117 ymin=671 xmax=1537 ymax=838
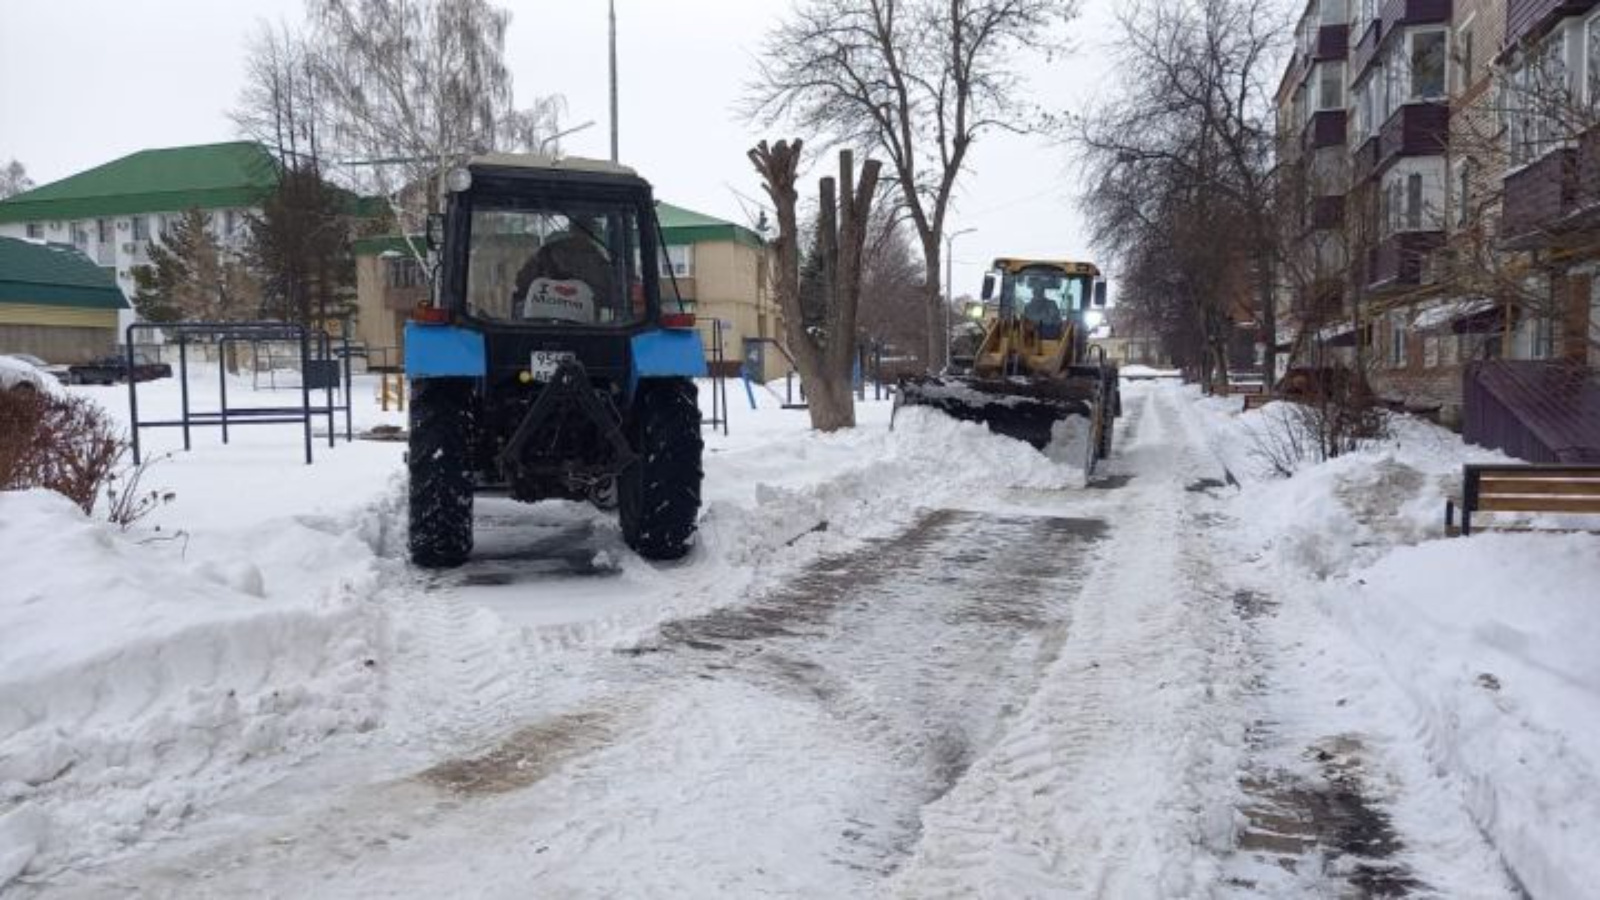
xmin=894 ymin=374 xmax=1095 ymax=450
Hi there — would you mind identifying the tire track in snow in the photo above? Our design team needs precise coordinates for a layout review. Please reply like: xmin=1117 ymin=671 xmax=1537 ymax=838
xmin=887 ymin=384 xmax=1257 ymax=897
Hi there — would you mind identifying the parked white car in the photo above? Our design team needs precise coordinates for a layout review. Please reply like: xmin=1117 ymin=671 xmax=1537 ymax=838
xmin=0 ymin=355 xmax=65 ymax=395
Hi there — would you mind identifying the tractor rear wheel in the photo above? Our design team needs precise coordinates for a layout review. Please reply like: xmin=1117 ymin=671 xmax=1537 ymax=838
xmin=408 ymin=377 xmax=476 ymax=568
xmin=620 ymin=379 xmax=703 ymax=561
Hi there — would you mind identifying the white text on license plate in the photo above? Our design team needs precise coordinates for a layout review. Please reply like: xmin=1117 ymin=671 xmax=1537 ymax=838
xmin=529 ymin=351 xmax=576 ymax=381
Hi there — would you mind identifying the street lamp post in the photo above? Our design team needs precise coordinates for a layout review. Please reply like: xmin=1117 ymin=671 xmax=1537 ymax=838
xmin=943 ymin=227 xmax=977 ymax=373
xmin=539 ymin=120 xmax=596 ymax=155
xmin=609 ymin=0 xmax=619 ymax=162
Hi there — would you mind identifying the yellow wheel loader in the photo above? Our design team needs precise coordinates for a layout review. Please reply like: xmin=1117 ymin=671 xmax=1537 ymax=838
xmin=896 ymin=259 xmax=1120 ymax=473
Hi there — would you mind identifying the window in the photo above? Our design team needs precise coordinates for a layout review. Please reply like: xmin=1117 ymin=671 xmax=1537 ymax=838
xmin=464 ymin=200 xmax=648 ymax=327
xmin=70 ymin=222 xmax=88 ymax=246
xmin=1391 ymin=313 xmax=1409 ymax=367
xmin=1406 ymin=173 xmax=1424 ymax=230
xmin=384 ymin=256 xmax=426 ymax=288
xmin=1411 ymin=29 xmax=1448 ymax=99
xmin=160 ymin=214 xmax=182 ymax=238
xmin=1529 ymin=316 xmax=1556 ymax=359
xmin=1320 ymin=0 xmax=1346 ymax=27
xmin=1456 ymin=23 xmax=1475 ymax=92
xmin=96 ymin=218 xmax=111 ymax=243
xmin=1456 ymin=160 xmax=1473 ymax=227
xmin=24 ymin=222 xmax=42 ymax=239
xmin=1587 ymin=13 xmax=1600 ymax=106
xmin=131 ymin=216 xmax=150 ymax=241
xmin=659 ymin=244 xmax=693 ymax=278
xmin=1318 ymin=62 xmax=1346 ymax=110
xmin=1424 ymin=335 xmax=1440 ymax=367
xmin=224 ymin=210 xmax=237 ymax=237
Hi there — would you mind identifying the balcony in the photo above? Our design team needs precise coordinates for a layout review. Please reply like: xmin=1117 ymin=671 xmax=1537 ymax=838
xmin=1310 ymin=195 xmax=1345 ymax=232
xmin=1507 ymin=0 xmax=1599 ymax=45
xmin=1501 ymin=148 xmax=1580 ymax=248
xmin=1367 ymin=231 xmax=1445 ymax=292
xmin=1351 ymin=2 xmax=1453 ymax=77
xmin=1371 ymin=102 xmax=1449 ymax=180
xmin=1351 ymin=135 xmax=1381 ymax=185
xmin=1305 ymin=109 xmax=1348 ymax=150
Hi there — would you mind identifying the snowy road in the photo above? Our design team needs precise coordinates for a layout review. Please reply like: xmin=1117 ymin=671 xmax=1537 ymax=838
xmin=16 ymin=383 xmax=1530 ymax=898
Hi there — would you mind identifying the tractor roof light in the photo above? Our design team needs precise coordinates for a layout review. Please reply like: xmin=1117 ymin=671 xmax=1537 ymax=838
xmin=445 ymin=167 xmax=473 ymax=193
xmin=411 ymin=304 xmax=450 ymax=325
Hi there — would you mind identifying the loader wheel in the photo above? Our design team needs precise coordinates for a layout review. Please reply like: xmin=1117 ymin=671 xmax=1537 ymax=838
xmin=408 ymin=377 xmax=476 ymax=568
xmin=620 ymin=379 xmax=703 ymax=561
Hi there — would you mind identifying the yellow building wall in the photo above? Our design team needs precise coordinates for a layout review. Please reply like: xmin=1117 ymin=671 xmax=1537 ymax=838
xmin=0 ymin=304 xmax=119 ymax=329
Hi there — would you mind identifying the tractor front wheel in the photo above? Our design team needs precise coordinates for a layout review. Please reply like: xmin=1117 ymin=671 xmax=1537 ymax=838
xmin=620 ymin=379 xmax=703 ymax=561
xmin=408 ymin=377 xmax=476 ymax=568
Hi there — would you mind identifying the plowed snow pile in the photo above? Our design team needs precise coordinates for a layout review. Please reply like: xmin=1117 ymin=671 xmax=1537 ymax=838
xmin=1188 ymin=389 xmax=1600 ymax=898
xmin=0 ymin=489 xmax=389 ymax=886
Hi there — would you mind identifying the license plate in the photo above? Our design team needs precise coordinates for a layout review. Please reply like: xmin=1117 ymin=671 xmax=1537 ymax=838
xmin=529 ymin=350 xmax=576 ymax=381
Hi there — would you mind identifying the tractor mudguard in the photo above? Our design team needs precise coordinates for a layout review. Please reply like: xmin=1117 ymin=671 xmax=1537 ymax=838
xmin=405 ymin=322 xmax=486 ymax=379
xmin=629 ymin=329 xmax=707 ymax=396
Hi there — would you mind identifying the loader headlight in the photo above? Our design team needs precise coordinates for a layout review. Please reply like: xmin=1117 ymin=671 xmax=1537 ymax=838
xmin=1084 ymin=310 xmax=1105 ymax=330
xmin=446 ymin=167 xmax=473 ymax=193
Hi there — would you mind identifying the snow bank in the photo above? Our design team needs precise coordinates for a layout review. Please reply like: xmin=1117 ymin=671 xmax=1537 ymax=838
xmin=1186 ymin=387 xmax=1600 ymax=897
xmin=699 ymin=405 xmax=1083 ymax=572
xmin=1331 ymin=534 xmax=1600 ymax=898
xmin=0 ymin=488 xmax=389 ymax=887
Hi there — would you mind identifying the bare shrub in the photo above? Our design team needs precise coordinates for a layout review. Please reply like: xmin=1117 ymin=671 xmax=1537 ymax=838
xmin=1248 ymin=405 xmax=1310 ymax=478
xmin=1247 ymin=364 xmax=1391 ymax=478
xmin=105 ymin=453 xmax=177 ymax=530
xmin=0 ymin=390 xmax=126 ymax=513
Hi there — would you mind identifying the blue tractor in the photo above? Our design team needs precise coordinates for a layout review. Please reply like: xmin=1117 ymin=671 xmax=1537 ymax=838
xmin=404 ymin=155 xmax=707 ymax=568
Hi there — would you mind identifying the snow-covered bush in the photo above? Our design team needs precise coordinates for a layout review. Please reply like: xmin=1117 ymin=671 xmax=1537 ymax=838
xmin=0 ymin=390 xmax=124 ymax=513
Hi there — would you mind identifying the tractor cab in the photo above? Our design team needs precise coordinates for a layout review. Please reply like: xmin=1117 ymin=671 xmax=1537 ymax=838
xmin=404 ymin=155 xmax=707 ymax=568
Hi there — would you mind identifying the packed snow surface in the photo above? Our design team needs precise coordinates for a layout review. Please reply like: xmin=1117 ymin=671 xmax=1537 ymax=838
xmin=0 ymin=371 xmax=1595 ymax=897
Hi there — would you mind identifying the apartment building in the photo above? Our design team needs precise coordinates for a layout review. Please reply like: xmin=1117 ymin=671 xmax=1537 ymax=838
xmin=1277 ymin=0 xmax=1600 ymax=426
xmin=0 ymin=143 xmax=277 ymax=337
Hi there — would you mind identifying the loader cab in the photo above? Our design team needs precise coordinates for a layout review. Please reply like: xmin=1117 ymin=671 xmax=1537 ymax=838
xmin=982 ymin=260 xmax=1104 ymax=340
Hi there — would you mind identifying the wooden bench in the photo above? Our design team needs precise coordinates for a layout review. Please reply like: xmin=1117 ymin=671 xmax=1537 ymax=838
xmin=1446 ymin=464 xmax=1600 ymax=536
xmin=1243 ymin=392 xmax=1273 ymax=411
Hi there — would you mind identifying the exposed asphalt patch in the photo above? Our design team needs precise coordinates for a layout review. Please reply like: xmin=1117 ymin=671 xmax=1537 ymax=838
xmin=1233 ymin=735 xmax=1426 ymax=896
xmin=417 ymin=710 xmax=613 ymax=796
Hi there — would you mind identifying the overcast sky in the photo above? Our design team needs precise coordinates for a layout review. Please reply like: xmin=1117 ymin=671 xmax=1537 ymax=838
xmin=0 ymin=0 xmax=1119 ymax=296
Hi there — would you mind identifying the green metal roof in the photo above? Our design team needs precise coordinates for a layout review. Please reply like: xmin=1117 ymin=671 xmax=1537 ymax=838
xmin=353 ymin=234 xmax=428 ymax=258
xmin=0 ymin=142 xmax=280 ymax=224
xmin=0 ymin=238 xmax=130 ymax=309
xmin=657 ymin=202 xmax=764 ymax=249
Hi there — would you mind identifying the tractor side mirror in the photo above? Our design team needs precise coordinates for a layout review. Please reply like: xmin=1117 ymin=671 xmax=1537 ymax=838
xmin=981 ymin=272 xmax=997 ymax=301
xmin=426 ymin=213 xmax=446 ymax=251
xmin=1092 ymin=280 xmax=1108 ymax=308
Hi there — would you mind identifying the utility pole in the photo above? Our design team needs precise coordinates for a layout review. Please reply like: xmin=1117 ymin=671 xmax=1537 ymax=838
xmin=944 ymin=227 xmax=977 ymax=373
xmin=609 ymin=0 xmax=619 ymax=162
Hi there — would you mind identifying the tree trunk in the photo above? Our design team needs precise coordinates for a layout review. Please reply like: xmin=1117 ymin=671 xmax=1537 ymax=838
xmin=922 ymin=240 xmax=945 ymax=372
xmin=750 ymin=140 xmax=880 ymax=432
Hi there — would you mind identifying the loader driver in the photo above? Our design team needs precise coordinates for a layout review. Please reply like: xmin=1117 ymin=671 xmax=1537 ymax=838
xmin=1020 ymin=278 xmax=1064 ymax=339
xmin=513 ymin=215 xmax=614 ymax=324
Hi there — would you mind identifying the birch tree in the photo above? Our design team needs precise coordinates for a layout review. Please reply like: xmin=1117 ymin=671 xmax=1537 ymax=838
xmin=307 ymin=0 xmax=566 ymax=248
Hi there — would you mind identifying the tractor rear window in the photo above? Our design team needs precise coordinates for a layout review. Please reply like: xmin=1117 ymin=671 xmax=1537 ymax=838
xmin=465 ymin=203 xmax=647 ymax=327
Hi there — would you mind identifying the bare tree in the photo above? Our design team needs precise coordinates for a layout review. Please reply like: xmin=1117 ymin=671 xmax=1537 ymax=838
xmin=307 ymin=0 xmax=565 ymax=259
xmin=748 ymin=0 xmax=1078 ymax=372
xmin=751 ymin=140 xmax=883 ymax=430
xmin=858 ymin=199 xmax=929 ymax=358
xmin=1076 ymin=0 xmax=1285 ymax=386
xmin=0 ymin=160 xmax=32 ymax=200
xmin=233 ymin=22 xmax=357 ymax=328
